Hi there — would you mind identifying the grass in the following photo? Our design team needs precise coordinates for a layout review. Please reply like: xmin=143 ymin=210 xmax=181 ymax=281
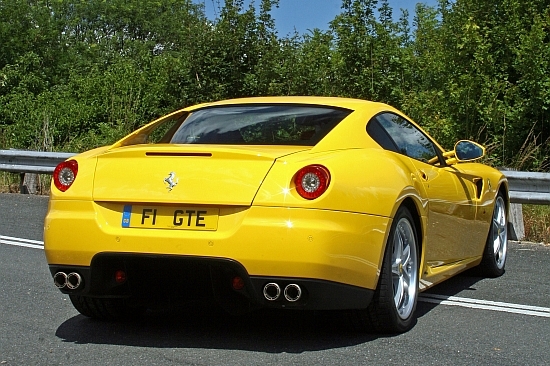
xmin=0 ymin=172 xmax=18 ymax=193
xmin=522 ymin=205 xmax=550 ymax=244
xmin=0 ymin=172 xmax=51 ymax=194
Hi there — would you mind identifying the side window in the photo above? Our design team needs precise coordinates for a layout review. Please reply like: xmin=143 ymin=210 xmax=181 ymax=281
xmin=367 ymin=113 xmax=440 ymax=164
xmin=366 ymin=118 xmax=399 ymax=153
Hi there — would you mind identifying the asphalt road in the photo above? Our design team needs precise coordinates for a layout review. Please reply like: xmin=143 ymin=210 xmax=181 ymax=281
xmin=0 ymin=192 xmax=549 ymax=365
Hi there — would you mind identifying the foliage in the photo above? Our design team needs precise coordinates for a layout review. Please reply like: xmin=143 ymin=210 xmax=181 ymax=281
xmin=523 ymin=205 xmax=550 ymax=244
xmin=0 ymin=0 xmax=549 ymax=171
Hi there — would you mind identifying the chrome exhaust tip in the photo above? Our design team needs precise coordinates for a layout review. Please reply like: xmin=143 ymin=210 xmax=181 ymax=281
xmin=53 ymin=272 xmax=67 ymax=289
xmin=263 ymin=283 xmax=281 ymax=301
xmin=66 ymin=272 xmax=82 ymax=290
xmin=284 ymin=284 xmax=302 ymax=302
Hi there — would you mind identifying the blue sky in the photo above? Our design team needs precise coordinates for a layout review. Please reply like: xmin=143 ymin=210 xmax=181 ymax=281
xmin=196 ymin=0 xmax=440 ymax=36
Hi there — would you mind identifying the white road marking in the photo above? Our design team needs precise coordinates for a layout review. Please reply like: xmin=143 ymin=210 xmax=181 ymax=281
xmin=0 ymin=235 xmax=44 ymax=249
xmin=420 ymin=293 xmax=550 ymax=318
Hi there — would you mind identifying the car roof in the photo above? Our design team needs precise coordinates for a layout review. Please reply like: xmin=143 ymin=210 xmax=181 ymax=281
xmin=113 ymin=96 xmax=441 ymax=153
xmin=184 ymin=96 xmax=390 ymax=112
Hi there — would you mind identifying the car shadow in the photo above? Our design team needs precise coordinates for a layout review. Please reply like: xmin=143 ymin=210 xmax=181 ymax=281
xmin=55 ymin=305 xmax=385 ymax=352
xmin=55 ymin=270 xmax=486 ymax=352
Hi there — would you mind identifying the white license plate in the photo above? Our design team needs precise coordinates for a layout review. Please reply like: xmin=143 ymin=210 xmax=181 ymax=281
xmin=122 ymin=205 xmax=219 ymax=230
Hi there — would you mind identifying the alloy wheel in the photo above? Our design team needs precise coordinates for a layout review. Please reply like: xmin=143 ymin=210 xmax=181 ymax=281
xmin=391 ymin=218 xmax=418 ymax=320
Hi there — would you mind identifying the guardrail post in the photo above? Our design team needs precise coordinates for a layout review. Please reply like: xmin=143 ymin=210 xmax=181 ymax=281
xmin=508 ymin=203 xmax=525 ymax=241
xmin=21 ymin=173 xmax=38 ymax=194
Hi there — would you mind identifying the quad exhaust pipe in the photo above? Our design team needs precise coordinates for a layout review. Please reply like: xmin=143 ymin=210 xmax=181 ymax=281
xmin=263 ymin=283 xmax=281 ymax=301
xmin=263 ymin=283 xmax=302 ymax=302
xmin=283 ymin=284 xmax=302 ymax=302
xmin=54 ymin=271 xmax=82 ymax=290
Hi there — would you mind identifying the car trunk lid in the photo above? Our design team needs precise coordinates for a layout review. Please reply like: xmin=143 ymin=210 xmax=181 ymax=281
xmin=92 ymin=144 xmax=309 ymax=205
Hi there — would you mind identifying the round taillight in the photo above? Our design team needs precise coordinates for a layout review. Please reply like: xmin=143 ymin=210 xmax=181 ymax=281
xmin=294 ymin=165 xmax=331 ymax=200
xmin=53 ymin=160 xmax=78 ymax=192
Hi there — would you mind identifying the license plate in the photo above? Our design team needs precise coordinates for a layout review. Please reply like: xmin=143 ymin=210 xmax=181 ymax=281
xmin=121 ymin=205 xmax=219 ymax=230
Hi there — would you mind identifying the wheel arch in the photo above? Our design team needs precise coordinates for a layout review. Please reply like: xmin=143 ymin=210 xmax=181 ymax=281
xmin=489 ymin=179 xmax=510 ymax=239
xmin=400 ymin=197 xmax=424 ymax=260
xmin=381 ymin=196 xmax=425 ymax=272
xmin=497 ymin=181 xmax=510 ymax=213
xmin=362 ymin=195 xmax=423 ymax=333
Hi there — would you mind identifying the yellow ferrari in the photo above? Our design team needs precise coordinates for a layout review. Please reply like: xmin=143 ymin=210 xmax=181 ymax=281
xmin=44 ymin=97 xmax=508 ymax=333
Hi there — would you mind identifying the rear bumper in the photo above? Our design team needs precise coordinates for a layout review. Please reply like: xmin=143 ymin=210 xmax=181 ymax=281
xmin=45 ymin=199 xmax=389 ymax=308
xmin=49 ymin=254 xmax=374 ymax=310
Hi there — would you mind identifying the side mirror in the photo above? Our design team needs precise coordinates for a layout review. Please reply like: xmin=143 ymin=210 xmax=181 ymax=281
xmin=454 ymin=140 xmax=485 ymax=162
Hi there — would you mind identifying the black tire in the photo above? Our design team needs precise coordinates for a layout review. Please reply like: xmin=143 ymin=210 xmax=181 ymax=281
xmin=479 ymin=192 xmax=508 ymax=277
xmin=352 ymin=206 xmax=420 ymax=333
xmin=69 ymin=295 xmax=146 ymax=321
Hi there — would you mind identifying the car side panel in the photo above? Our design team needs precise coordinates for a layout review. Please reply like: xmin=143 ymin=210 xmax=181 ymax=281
xmin=415 ymin=163 xmax=508 ymax=289
xmin=408 ymin=160 xmax=484 ymax=264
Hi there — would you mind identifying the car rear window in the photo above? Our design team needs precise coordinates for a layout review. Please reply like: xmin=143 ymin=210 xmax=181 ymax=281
xmin=166 ymin=104 xmax=351 ymax=146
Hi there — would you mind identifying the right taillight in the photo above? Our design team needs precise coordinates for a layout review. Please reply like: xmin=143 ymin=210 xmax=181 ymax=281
xmin=294 ymin=165 xmax=331 ymax=200
xmin=53 ymin=160 xmax=78 ymax=192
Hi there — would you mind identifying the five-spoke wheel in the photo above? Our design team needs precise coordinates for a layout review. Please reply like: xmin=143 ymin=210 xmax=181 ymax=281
xmin=480 ymin=192 xmax=508 ymax=277
xmin=353 ymin=206 xmax=419 ymax=333
xmin=391 ymin=216 xmax=418 ymax=320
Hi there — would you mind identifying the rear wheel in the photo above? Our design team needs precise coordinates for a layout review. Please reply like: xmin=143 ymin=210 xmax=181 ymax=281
xmin=69 ymin=295 xmax=146 ymax=320
xmin=352 ymin=206 xmax=419 ymax=333
xmin=479 ymin=193 xmax=508 ymax=277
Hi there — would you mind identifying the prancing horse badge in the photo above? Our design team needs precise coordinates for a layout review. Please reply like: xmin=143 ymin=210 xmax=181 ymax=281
xmin=164 ymin=172 xmax=179 ymax=191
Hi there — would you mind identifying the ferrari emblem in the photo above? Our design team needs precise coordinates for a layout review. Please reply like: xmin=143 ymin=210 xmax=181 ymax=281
xmin=163 ymin=172 xmax=179 ymax=191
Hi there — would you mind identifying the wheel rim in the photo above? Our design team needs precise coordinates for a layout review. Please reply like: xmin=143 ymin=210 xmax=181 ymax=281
xmin=391 ymin=218 xmax=418 ymax=320
xmin=492 ymin=196 xmax=507 ymax=269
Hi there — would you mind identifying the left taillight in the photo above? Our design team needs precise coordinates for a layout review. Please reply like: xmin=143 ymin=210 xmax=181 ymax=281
xmin=53 ymin=160 xmax=78 ymax=192
xmin=294 ymin=165 xmax=331 ymax=200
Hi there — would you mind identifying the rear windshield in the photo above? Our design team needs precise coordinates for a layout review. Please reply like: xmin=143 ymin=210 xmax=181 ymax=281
xmin=165 ymin=104 xmax=351 ymax=146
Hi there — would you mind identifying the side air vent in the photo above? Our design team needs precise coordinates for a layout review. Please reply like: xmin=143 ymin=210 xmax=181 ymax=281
xmin=474 ymin=178 xmax=483 ymax=199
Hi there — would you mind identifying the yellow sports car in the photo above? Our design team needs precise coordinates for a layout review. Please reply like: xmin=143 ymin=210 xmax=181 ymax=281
xmin=44 ymin=97 xmax=508 ymax=333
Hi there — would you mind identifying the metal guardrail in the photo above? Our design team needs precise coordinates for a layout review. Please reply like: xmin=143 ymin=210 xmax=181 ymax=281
xmin=0 ymin=149 xmax=549 ymax=203
xmin=0 ymin=150 xmax=76 ymax=174
xmin=502 ymin=170 xmax=550 ymax=205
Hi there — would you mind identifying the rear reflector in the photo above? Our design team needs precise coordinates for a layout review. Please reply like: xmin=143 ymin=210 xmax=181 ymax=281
xmin=232 ymin=276 xmax=245 ymax=290
xmin=115 ymin=270 xmax=127 ymax=284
